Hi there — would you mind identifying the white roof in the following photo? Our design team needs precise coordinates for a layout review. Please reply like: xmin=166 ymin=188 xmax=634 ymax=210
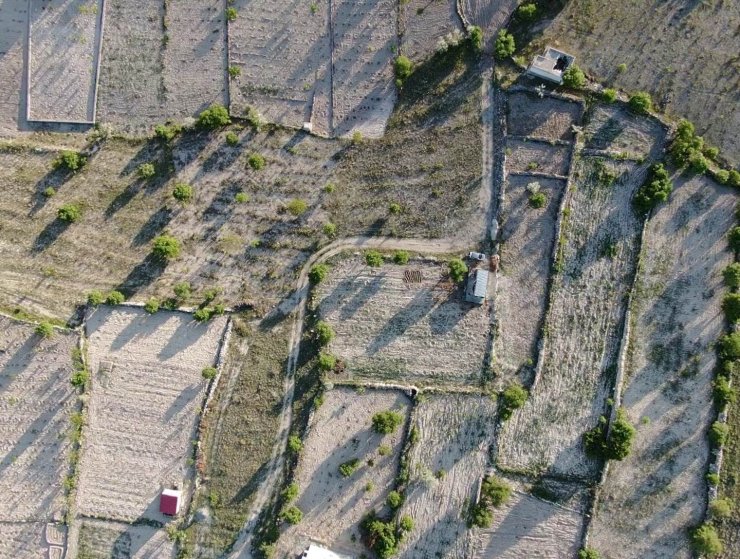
xmin=303 ymin=545 xmax=351 ymax=559
xmin=527 ymin=46 xmax=575 ymax=84
xmin=161 ymin=489 xmax=182 ymax=498
xmin=473 ymin=269 xmax=489 ymax=298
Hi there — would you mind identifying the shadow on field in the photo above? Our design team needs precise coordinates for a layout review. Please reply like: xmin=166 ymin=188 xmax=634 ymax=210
xmin=132 ymin=206 xmax=175 ymax=247
xmin=31 ymin=218 xmax=71 ymax=253
xmin=115 ymin=254 xmax=168 ymax=298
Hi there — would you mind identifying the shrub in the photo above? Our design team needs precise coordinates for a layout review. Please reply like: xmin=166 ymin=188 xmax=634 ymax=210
xmin=710 ymin=421 xmax=729 ymax=447
xmin=529 ymin=191 xmax=547 ymax=208
xmin=633 ymin=163 xmax=673 ymax=213
xmin=351 ymin=131 xmax=363 ymax=145
xmin=393 ymin=250 xmax=410 ymax=265
xmin=323 ymin=222 xmax=337 ymax=237
xmin=197 ymin=104 xmax=231 ymax=129
xmin=729 ymin=169 xmax=740 ymax=188
xmin=617 ymin=63 xmax=627 ymax=73
xmin=469 ymin=503 xmax=493 ymax=528
xmin=394 ymin=55 xmax=413 ymax=81
xmin=137 ymin=162 xmax=156 ymax=179
xmin=315 ymin=321 xmax=335 ymax=346
xmin=248 ymin=152 xmax=266 ymax=170
xmin=286 ymin=198 xmax=308 ymax=216
xmin=628 ymin=91 xmax=652 ymax=114
xmin=714 ymin=169 xmax=730 ymax=184
xmin=287 ymin=434 xmax=303 ymax=454
xmin=388 ymin=202 xmax=402 ymax=214
xmin=468 ymin=25 xmax=483 ymax=51
xmin=372 ymin=410 xmax=404 ymax=434
xmin=704 ymin=145 xmax=720 ymax=160
xmin=172 ymin=183 xmax=193 ymax=202
xmin=154 ymin=122 xmax=181 ymax=142
xmin=309 ymin=263 xmax=329 ymax=284
xmin=280 ymin=505 xmax=303 ymax=524
xmin=723 ymin=263 xmax=740 ymax=288
xmin=105 ymin=291 xmax=125 ymax=305
xmin=730 ymin=226 xmax=740 ymax=251
xmin=152 ymin=235 xmax=181 ymax=260
xmin=58 ymin=203 xmax=82 ymax=223
xmin=87 ymin=290 xmax=104 ymax=306
xmin=562 ymin=65 xmax=586 ymax=89
xmin=193 ymin=308 xmax=213 ymax=322
xmin=387 ymin=490 xmax=404 ymax=509
xmin=202 ymin=366 xmax=217 ymax=380
xmin=235 ymin=191 xmax=249 ymax=203
xmin=707 ymin=472 xmax=720 ymax=486
xmin=378 ymin=444 xmax=392 ymax=456
xmin=35 ymin=322 xmax=54 ymax=338
xmin=318 ymin=352 xmax=336 ymax=372
xmin=578 ymin=549 xmax=601 ymax=559
xmin=173 ymin=281 xmax=191 ymax=300
xmin=723 ymin=293 xmax=740 ymax=322
xmin=691 ymin=523 xmax=723 ymax=557
xmin=339 ymin=458 xmax=361 ymax=477
xmin=53 ymin=150 xmax=86 ymax=172
xmin=203 ymin=288 xmax=221 ymax=302
xmin=225 ymin=7 xmax=238 ymax=21
xmin=718 ymin=332 xmax=740 ymax=361
xmin=448 ymin=258 xmax=468 ymax=283
xmin=500 ymin=383 xmax=528 ymax=420
xmin=71 ymin=368 xmax=90 ymax=388
xmin=494 ymin=29 xmax=515 ymax=60
xmin=224 ymin=132 xmax=240 ymax=148
xmin=399 ymin=515 xmax=414 ymax=532
xmin=365 ymin=250 xmax=383 ymax=267
xmin=714 ymin=375 xmax=737 ymax=409
xmin=670 ymin=119 xmax=704 ymax=168
xmin=601 ymin=88 xmax=617 ymax=103
xmin=604 ymin=408 xmax=636 ymax=460
xmin=44 ymin=187 xmax=56 ymax=197
xmin=144 ymin=297 xmax=159 ymax=314
xmin=228 ymin=66 xmax=241 ymax=79
xmin=282 ymin=482 xmax=299 ymax=503
xmin=688 ymin=150 xmax=709 ymax=174
xmin=516 ymin=2 xmax=537 ymax=20
xmin=362 ymin=517 xmax=398 ymax=559
xmin=709 ymin=498 xmax=734 ymax=519
xmin=481 ymin=475 xmax=511 ymax=507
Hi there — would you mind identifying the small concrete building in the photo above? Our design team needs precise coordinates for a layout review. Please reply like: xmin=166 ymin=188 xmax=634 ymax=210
xmin=527 ymin=47 xmax=575 ymax=84
xmin=301 ymin=544 xmax=351 ymax=559
xmin=465 ymin=269 xmax=489 ymax=305
xmin=159 ymin=489 xmax=182 ymax=516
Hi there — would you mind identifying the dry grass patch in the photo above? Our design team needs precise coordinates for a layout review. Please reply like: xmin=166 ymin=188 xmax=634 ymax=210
xmin=275 ymin=387 xmax=411 ymax=557
xmin=314 ymin=256 xmax=491 ymax=388
xmin=583 ymin=104 xmax=667 ymax=159
xmin=0 ymin=0 xmax=27 ymax=135
xmin=400 ymin=0 xmax=462 ymax=62
xmin=507 ymin=91 xmax=582 ymax=141
xmin=77 ymin=518 xmax=175 ymax=559
xmin=0 ymin=522 xmax=51 ymax=559
xmin=505 ymin=139 xmax=570 ymax=176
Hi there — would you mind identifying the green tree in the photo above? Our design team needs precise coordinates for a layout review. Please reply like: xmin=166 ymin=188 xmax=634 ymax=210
xmin=280 ymin=505 xmax=303 ymax=524
xmin=323 ymin=222 xmax=337 ymax=237
xmin=287 ymin=434 xmax=303 ymax=454
xmin=202 ymin=366 xmax=217 ymax=380
xmin=730 ymin=226 xmax=740 ymax=251
xmin=494 ymin=29 xmax=515 ymax=60
xmin=372 ymin=410 xmax=404 ymax=434
xmin=691 ymin=523 xmax=723 ymax=557
xmin=468 ymin=26 xmax=484 ymax=51
xmin=718 ymin=332 xmax=740 ymax=361
xmin=248 ymin=153 xmax=266 ymax=170
xmin=318 ymin=352 xmax=336 ymax=372
xmin=723 ymin=293 xmax=740 ymax=322
xmin=152 ymin=235 xmax=181 ymax=260
xmin=287 ymin=198 xmax=308 ymax=216
xmin=173 ymin=281 xmax=191 ymax=300
xmin=399 ymin=515 xmax=414 ymax=532
xmin=562 ymin=65 xmax=586 ymax=89
xmin=106 ymin=291 xmax=125 ymax=305
xmin=394 ymin=55 xmax=413 ymax=81
xmin=601 ymin=88 xmax=617 ymax=103
xmin=53 ymin=150 xmax=86 ymax=172
xmin=197 ymin=104 xmax=231 ymax=129
xmin=393 ymin=250 xmax=410 ymax=265
xmin=387 ymin=490 xmax=404 ymax=509
xmin=87 ymin=290 xmax=104 ymax=306
xmin=144 ymin=297 xmax=159 ymax=314
xmin=58 ymin=203 xmax=82 ymax=223
xmin=529 ymin=191 xmax=547 ymax=208
xmin=633 ymin=163 xmax=673 ymax=213
xmin=137 ymin=162 xmax=156 ymax=179
xmin=172 ymin=183 xmax=194 ymax=202
xmin=481 ymin=475 xmax=511 ymax=507
xmin=500 ymin=383 xmax=528 ymax=420
xmin=339 ymin=458 xmax=361 ymax=477
xmin=628 ymin=91 xmax=652 ymax=114
xmin=448 ymin=258 xmax=468 ymax=283
xmin=714 ymin=375 xmax=737 ymax=409
xmin=309 ymin=264 xmax=330 ymax=284
xmin=366 ymin=250 xmax=383 ymax=267
xmin=516 ymin=3 xmax=537 ymax=20
xmin=709 ymin=421 xmax=729 ymax=447
xmin=603 ymin=409 xmax=636 ymax=460
xmin=578 ymin=549 xmax=601 ymax=559
xmin=709 ymin=498 xmax=734 ymax=519
xmin=723 ymin=263 xmax=740 ymax=288
xmin=282 ymin=482 xmax=299 ymax=503
xmin=315 ymin=320 xmax=335 ymax=346
xmin=226 ymin=7 xmax=238 ymax=21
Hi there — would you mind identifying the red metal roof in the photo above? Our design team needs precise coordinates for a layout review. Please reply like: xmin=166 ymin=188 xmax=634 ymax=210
xmin=159 ymin=491 xmax=180 ymax=516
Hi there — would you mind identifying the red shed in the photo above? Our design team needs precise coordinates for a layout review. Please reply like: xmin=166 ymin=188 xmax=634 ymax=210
xmin=159 ymin=489 xmax=182 ymax=516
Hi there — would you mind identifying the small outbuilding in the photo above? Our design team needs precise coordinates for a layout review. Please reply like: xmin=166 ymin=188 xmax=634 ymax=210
xmin=159 ymin=489 xmax=182 ymax=516
xmin=301 ymin=544 xmax=352 ymax=559
xmin=527 ymin=47 xmax=575 ymax=84
xmin=465 ymin=269 xmax=489 ymax=305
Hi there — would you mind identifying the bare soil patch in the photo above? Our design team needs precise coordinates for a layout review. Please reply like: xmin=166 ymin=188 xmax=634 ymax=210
xmin=77 ymin=307 xmax=226 ymax=521
xmin=493 ymin=176 xmax=565 ymax=388
xmin=397 ymin=393 xmax=498 ymax=559
xmin=28 ymin=0 xmax=103 ymax=122
xmin=77 ymin=518 xmax=175 ymax=559
xmin=459 ymin=0 xmax=518 ymax=52
xmin=583 ymin=104 xmax=667 ymax=159
xmin=0 ymin=522 xmax=49 ymax=559
xmin=498 ymin=156 xmax=647 ymax=479
xmin=0 ymin=0 xmax=26 ymax=135
xmin=315 ymin=256 xmax=491 ymax=388
xmin=0 ymin=315 xmax=77 ymax=522
xmin=507 ymin=91 xmax=582 ymax=141
xmin=276 ymin=387 xmax=411 ymax=557
xmin=400 ymin=0 xmax=461 ymax=63
xmin=505 ymin=139 xmax=570 ymax=176
xmin=590 ymin=174 xmax=736 ymax=559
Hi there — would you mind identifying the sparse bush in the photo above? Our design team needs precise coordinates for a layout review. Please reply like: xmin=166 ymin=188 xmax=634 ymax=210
xmin=248 ymin=152 xmax=266 ymax=170
xmin=468 ymin=26 xmax=483 ymax=51
xmin=710 ymin=421 xmax=729 ymax=447
xmin=309 ymin=263 xmax=329 ymax=284
xmin=323 ymin=222 xmax=337 ymax=237
xmin=704 ymin=145 xmax=720 ymax=160
xmin=193 ymin=307 xmax=213 ymax=322
xmin=578 ymin=548 xmax=601 ymax=559
xmin=202 ymin=366 xmax=217 ymax=380
xmin=617 ymin=63 xmax=627 ymax=73
xmin=480 ymin=476 xmax=510 ymax=508
xmin=723 ymin=263 xmax=740 ymax=288
xmin=152 ymin=235 xmax=181 ymax=260
xmin=172 ymin=182 xmax=193 ymax=202
xmin=106 ymin=290 xmax=125 ymax=305
xmin=173 ymin=281 xmax=191 ymax=300
xmin=690 ymin=523 xmax=723 ymax=557
xmin=235 ymin=191 xmax=249 ymax=203
xmin=58 ymin=203 xmax=82 ymax=223
xmin=44 ymin=187 xmax=56 ymax=197
xmin=387 ymin=490 xmax=404 ymax=509
xmin=393 ymin=250 xmax=410 ymax=265
xmin=718 ymin=332 xmax=740 ymax=360
xmin=714 ymin=169 xmax=730 ymax=184
xmin=315 ymin=320 xmax=335 ymax=346
xmin=87 ymin=290 xmax=104 ymax=306
xmin=35 ymin=322 xmax=54 ymax=338
xmin=633 ymin=163 xmax=673 ymax=213
xmin=388 ymin=202 xmax=402 ymax=214
xmin=225 ymin=7 xmax=238 ymax=21
xmin=361 ymin=516 xmax=399 ymax=559
xmin=500 ymin=383 xmax=528 ymax=420
xmin=228 ymin=66 xmax=241 ymax=79
xmin=202 ymin=286 xmax=220 ymax=301
xmin=729 ymin=169 xmax=740 ymax=188
xmin=730 ymin=226 xmax=740 ymax=251
xmin=225 ymin=131 xmax=239 ymax=146
xmin=494 ymin=29 xmax=515 ymax=60
xmin=378 ymin=444 xmax=392 ymax=456
xmin=280 ymin=505 xmax=303 ymax=524
xmin=516 ymin=2 xmax=537 ymax=20
xmin=688 ymin=150 xmax=709 ymax=174
xmin=245 ymin=106 xmax=264 ymax=131
xmin=137 ymin=162 xmax=156 ymax=179
xmin=448 ymin=258 xmax=468 ymax=283
xmin=287 ymin=198 xmax=308 ymax=216
xmin=197 ymin=104 xmax=231 ymax=129
xmin=351 ymin=131 xmax=363 ymax=145
xmin=529 ymin=191 xmax=547 ymax=208
xmin=604 ymin=408 xmax=636 ymax=460
xmin=399 ymin=515 xmax=414 ymax=532
xmin=282 ymin=482 xmax=299 ymax=503
xmin=53 ymin=150 xmax=86 ymax=172
xmin=601 ymin=88 xmax=617 ymax=103
xmin=154 ymin=122 xmax=182 ymax=142
xmin=628 ymin=91 xmax=652 ymax=114
xmin=562 ymin=65 xmax=586 ymax=89
xmin=469 ymin=503 xmax=493 ymax=528
xmin=366 ymin=250 xmax=383 ymax=267
xmin=707 ymin=472 xmax=720 ymax=486
xmin=714 ymin=375 xmax=737 ymax=409
xmin=144 ymin=297 xmax=159 ymax=314
xmin=372 ymin=410 xmax=404 ymax=434
xmin=71 ymin=368 xmax=90 ymax=388
xmin=318 ymin=352 xmax=336 ymax=372
xmin=287 ymin=434 xmax=303 ymax=454
xmin=394 ymin=55 xmax=413 ymax=81
xmin=709 ymin=498 xmax=734 ymax=519
xmin=723 ymin=293 xmax=740 ymax=322
xmin=339 ymin=458 xmax=361 ymax=477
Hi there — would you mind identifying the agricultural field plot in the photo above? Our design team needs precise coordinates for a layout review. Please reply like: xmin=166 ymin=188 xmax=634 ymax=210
xmin=162 ymin=0 xmax=227 ymax=120
xmin=315 ymin=256 xmax=491 ymax=388
xmin=0 ymin=0 xmax=26 ymax=135
xmin=76 ymin=307 xmax=227 ymax=521
xmin=470 ymin=480 xmax=586 ymax=559
xmin=330 ymin=0 xmax=396 ymax=138
xmin=505 ymin=139 xmax=570 ymax=177
xmin=28 ymin=0 xmax=103 ymax=122
xmin=95 ymin=0 xmax=165 ymax=134
xmin=0 ymin=522 xmax=49 ymax=559
xmin=458 ymin=0 xmax=518 ymax=51
xmin=497 ymin=155 xmax=648 ymax=480
xmin=583 ymin=104 xmax=667 ymax=159
xmin=590 ymin=175 xmax=736 ymax=559
xmin=493 ymin=176 xmax=566 ymax=387
xmin=541 ymin=0 xmax=740 ymax=166
xmin=0 ymin=316 xmax=77 ymax=522
xmin=396 ymin=394 xmax=498 ymax=559
xmin=507 ymin=91 xmax=583 ymax=142
xmin=400 ymin=0 xmax=461 ymax=63
xmin=275 ymin=387 xmax=411 ymax=557
xmin=77 ymin=518 xmax=175 ymax=559
xmin=228 ymin=0 xmax=330 ymax=135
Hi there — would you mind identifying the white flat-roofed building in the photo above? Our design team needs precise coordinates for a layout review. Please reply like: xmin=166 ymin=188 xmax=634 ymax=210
xmin=527 ymin=47 xmax=575 ymax=84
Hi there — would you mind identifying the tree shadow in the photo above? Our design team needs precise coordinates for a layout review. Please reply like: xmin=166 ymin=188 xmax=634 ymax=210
xmin=132 ymin=206 xmax=175 ymax=247
xmin=115 ymin=254 xmax=168 ymax=298
xmin=31 ymin=218 xmax=71 ymax=253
